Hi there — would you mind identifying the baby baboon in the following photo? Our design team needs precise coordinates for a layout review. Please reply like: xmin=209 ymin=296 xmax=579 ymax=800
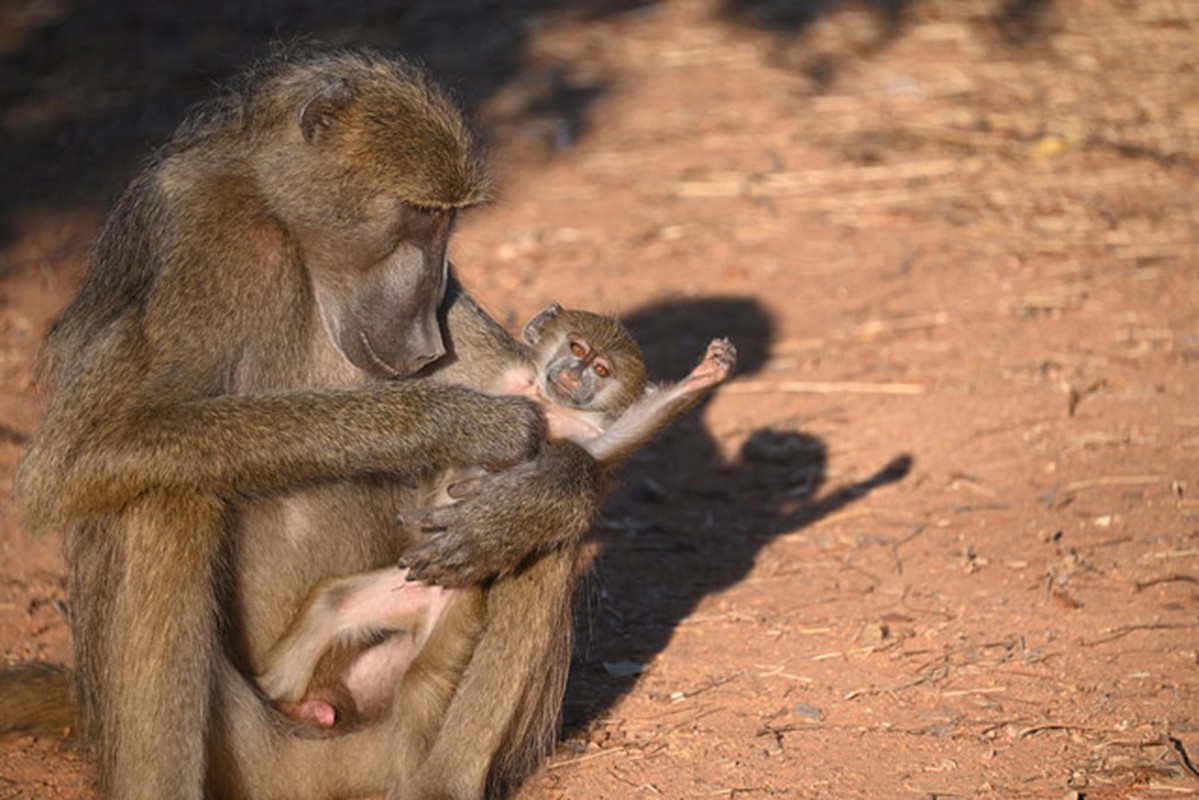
xmin=2 ymin=48 xmax=603 ymax=800
xmin=513 ymin=303 xmax=737 ymax=464
xmin=258 ymin=304 xmax=737 ymax=732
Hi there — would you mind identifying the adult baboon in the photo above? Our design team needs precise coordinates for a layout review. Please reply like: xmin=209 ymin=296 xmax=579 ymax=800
xmin=6 ymin=48 xmax=600 ymax=800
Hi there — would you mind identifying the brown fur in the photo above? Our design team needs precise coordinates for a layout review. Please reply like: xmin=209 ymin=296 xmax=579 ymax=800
xmin=2 ymin=46 xmax=600 ymax=800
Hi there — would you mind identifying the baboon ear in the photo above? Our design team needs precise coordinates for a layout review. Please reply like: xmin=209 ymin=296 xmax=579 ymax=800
xmin=299 ymin=79 xmax=355 ymax=143
xmin=523 ymin=303 xmax=563 ymax=346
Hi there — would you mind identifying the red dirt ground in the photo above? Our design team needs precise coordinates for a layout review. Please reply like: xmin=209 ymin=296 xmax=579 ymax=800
xmin=1 ymin=1 xmax=1197 ymax=797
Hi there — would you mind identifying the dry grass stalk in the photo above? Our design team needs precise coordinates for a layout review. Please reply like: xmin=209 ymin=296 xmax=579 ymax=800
xmin=1064 ymin=475 xmax=1163 ymax=492
xmin=726 ymin=380 xmax=926 ymax=396
xmin=547 ymin=746 xmax=628 ymax=770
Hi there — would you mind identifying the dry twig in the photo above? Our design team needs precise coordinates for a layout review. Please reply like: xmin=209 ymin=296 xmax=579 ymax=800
xmin=1080 ymin=623 xmax=1199 ymax=647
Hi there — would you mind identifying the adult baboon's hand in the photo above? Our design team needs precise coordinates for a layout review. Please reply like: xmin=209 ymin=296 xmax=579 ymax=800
xmin=398 ymin=440 xmax=601 ymax=586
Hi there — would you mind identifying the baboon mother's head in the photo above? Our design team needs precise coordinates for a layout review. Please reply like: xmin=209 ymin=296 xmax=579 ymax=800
xmin=249 ymin=49 xmax=491 ymax=378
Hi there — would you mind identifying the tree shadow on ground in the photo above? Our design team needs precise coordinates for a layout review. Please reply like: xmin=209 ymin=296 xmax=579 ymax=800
xmin=719 ymin=0 xmax=1056 ymax=40
xmin=0 ymin=0 xmax=1058 ymax=260
xmin=0 ymin=0 xmax=645 ymax=255
xmin=717 ymin=0 xmax=1058 ymax=90
xmin=563 ymin=295 xmax=913 ymax=733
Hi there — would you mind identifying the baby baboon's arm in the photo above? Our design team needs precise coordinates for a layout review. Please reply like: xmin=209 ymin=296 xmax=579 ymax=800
xmin=584 ymin=337 xmax=736 ymax=465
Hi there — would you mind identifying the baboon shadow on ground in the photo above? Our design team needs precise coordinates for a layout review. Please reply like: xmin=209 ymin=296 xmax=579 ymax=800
xmin=563 ymin=296 xmax=912 ymax=732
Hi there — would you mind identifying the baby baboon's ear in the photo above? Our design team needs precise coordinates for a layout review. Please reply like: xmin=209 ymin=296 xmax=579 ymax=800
xmin=522 ymin=303 xmax=563 ymax=347
xmin=299 ymin=78 xmax=355 ymax=143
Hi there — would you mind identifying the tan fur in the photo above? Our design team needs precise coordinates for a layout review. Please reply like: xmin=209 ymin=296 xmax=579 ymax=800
xmin=1 ymin=46 xmax=601 ymax=800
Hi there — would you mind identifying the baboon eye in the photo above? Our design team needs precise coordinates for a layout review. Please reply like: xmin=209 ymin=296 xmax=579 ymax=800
xmin=569 ymin=341 xmax=586 ymax=358
xmin=594 ymin=363 xmax=610 ymax=379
